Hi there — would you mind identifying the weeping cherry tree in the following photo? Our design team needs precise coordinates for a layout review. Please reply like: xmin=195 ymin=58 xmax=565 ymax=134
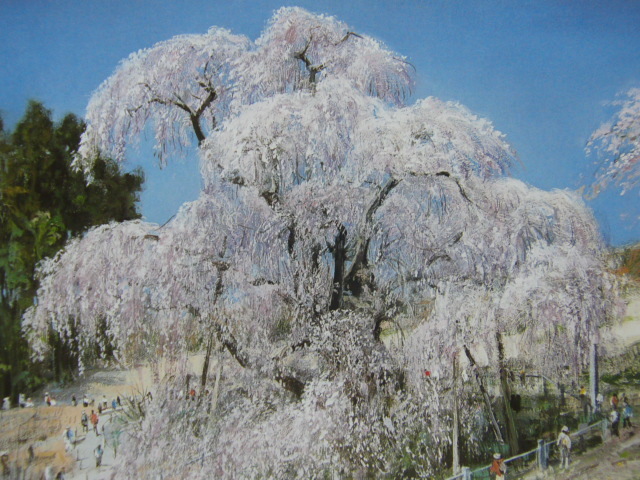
xmin=24 ymin=7 xmax=621 ymax=478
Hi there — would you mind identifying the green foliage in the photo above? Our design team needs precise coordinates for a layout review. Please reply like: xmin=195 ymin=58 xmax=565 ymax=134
xmin=0 ymin=100 xmax=144 ymax=400
xmin=269 ymin=316 xmax=293 ymax=341
xmin=601 ymin=368 xmax=640 ymax=385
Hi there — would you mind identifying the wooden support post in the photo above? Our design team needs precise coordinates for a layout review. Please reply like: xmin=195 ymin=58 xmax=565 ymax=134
xmin=452 ymin=354 xmax=460 ymax=474
xmin=590 ymin=343 xmax=598 ymax=413
xmin=537 ymin=439 xmax=547 ymax=470
xmin=462 ymin=466 xmax=471 ymax=480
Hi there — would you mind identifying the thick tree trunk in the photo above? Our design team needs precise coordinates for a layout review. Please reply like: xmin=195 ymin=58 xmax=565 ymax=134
xmin=463 ymin=345 xmax=504 ymax=443
xmin=496 ymin=332 xmax=519 ymax=456
xmin=330 ymin=177 xmax=400 ymax=309
xmin=190 ymin=115 xmax=206 ymax=145
xmin=344 ymin=177 xmax=399 ymax=296
xmin=329 ymin=224 xmax=347 ymax=310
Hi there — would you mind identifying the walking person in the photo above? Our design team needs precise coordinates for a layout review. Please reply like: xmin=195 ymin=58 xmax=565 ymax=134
xmin=62 ymin=427 xmax=74 ymax=452
xmin=622 ymin=401 xmax=633 ymax=429
xmin=1 ymin=451 xmax=12 ymax=479
xmin=90 ymin=410 xmax=100 ymax=436
xmin=610 ymin=408 xmax=620 ymax=437
xmin=557 ymin=426 xmax=571 ymax=469
xmin=489 ymin=453 xmax=507 ymax=480
xmin=81 ymin=410 xmax=89 ymax=434
xmin=94 ymin=444 xmax=103 ymax=468
xmin=611 ymin=393 xmax=619 ymax=411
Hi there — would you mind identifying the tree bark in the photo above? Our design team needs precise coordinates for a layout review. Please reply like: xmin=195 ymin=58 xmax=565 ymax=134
xmin=463 ymin=345 xmax=504 ymax=443
xmin=210 ymin=349 xmax=223 ymax=414
xmin=190 ymin=115 xmax=207 ymax=145
xmin=201 ymin=333 xmax=214 ymax=390
xmin=329 ymin=224 xmax=347 ymax=310
xmin=330 ymin=177 xmax=400 ymax=308
xmin=344 ymin=177 xmax=399 ymax=296
xmin=212 ymin=322 xmax=305 ymax=398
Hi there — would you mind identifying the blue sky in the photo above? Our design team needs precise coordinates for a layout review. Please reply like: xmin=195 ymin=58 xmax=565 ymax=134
xmin=1 ymin=0 xmax=639 ymax=245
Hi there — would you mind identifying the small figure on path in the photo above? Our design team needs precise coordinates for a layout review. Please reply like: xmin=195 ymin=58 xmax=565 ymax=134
xmin=94 ymin=444 xmax=103 ymax=468
xmin=611 ymin=393 xmax=619 ymax=411
xmin=596 ymin=392 xmax=604 ymax=412
xmin=62 ymin=427 xmax=74 ymax=452
xmin=489 ymin=452 xmax=506 ymax=480
xmin=43 ymin=466 xmax=54 ymax=480
xmin=557 ymin=426 xmax=571 ymax=469
xmin=622 ymin=401 xmax=633 ymax=429
xmin=610 ymin=408 xmax=620 ymax=437
xmin=71 ymin=395 xmax=77 ymax=407
xmin=91 ymin=410 xmax=100 ymax=436
xmin=83 ymin=394 xmax=89 ymax=407
xmin=81 ymin=410 xmax=89 ymax=433
xmin=112 ymin=398 xmax=117 ymax=410
xmin=1 ymin=451 xmax=11 ymax=478
xmin=579 ymin=386 xmax=589 ymax=416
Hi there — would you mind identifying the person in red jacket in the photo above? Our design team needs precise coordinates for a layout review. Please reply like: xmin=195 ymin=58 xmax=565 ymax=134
xmin=90 ymin=410 xmax=100 ymax=436
xmin=490 ymin=453 xmax=507 ymax=479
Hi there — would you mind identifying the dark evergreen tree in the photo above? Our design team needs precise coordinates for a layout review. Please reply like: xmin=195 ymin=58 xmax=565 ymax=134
xmin=0 ymin=101 xmax=144 ymax=399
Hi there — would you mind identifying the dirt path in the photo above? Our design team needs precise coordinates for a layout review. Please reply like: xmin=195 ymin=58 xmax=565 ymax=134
xmin=524 ymin=424 xmax=640 ymax=480
xmin=67 ymin=408 xmax=119 ymax=480
xmin=0 ymin=367 xmax=151 ymax=479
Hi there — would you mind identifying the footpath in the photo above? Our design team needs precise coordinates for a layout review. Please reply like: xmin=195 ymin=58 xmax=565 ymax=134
xmin=523 ymin=423 xmax=640 ymax=480
xmin=67 ymin=408 xmax=119 ymax=480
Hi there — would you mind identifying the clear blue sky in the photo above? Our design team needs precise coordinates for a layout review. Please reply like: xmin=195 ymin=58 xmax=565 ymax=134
xmin=1 ymin=0 xmax=639 ymax=245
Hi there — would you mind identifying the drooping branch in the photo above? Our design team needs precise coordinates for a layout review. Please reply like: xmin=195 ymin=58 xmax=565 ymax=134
xmin=211 ymin=321 xmax=306 ymax=398
xmin=144 ymin=81 xmax=217 ymax=146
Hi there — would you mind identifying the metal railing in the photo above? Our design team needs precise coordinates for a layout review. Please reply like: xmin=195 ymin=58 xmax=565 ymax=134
xmin=445 ymin=418 xmax=608 ymax=480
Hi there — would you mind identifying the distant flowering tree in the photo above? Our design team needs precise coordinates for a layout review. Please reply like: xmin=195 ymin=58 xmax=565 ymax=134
xmin=24 ymin=7 xmax=621 ymax=478
xmin=587 ymin=88 xmax=640 ymax=197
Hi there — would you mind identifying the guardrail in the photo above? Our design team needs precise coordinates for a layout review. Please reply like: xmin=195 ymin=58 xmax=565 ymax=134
xmin=180 ymin=417 xmax=610 ymax=479
xmin=445 ymin=418 xmax=608 ymax=480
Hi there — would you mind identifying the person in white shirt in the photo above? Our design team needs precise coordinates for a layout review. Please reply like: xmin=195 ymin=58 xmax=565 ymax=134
xmin=556 ymin=426 xmax=571 ymax=469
